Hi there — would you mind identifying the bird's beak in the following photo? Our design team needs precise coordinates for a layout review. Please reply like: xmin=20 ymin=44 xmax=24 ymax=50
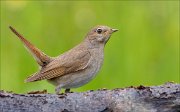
xmin=111 ymin=29 xmax=118 ymax=33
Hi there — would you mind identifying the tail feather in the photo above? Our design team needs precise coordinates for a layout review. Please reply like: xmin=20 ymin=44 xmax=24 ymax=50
xmin=9 ymin=26 xmax=51 ymax=67
xmin=25 ymin=72 xmax=39 ymax=82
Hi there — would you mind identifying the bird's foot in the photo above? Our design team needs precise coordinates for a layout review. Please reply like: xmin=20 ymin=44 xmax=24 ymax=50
xmin=55 ymin=85 xmax=62 ymax=94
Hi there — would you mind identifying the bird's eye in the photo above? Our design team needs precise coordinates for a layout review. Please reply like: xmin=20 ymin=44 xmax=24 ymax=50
xmin=96 ymin=28 xmax=102 ymax=34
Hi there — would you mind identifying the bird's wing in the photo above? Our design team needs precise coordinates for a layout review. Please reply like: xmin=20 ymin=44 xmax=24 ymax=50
xmin=25 ymin=50 xmax=91 ymax=82
xmin=9 ymin=26 xmax=51 ymax=67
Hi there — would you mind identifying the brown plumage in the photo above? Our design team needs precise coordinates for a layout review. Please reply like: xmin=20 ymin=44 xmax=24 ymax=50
xmin=9 ymin=26 xmax=51 ymax=66
xmin=26 ymin=50 xmax=91 ymax=82
xmin=9 ymin=25 xmax=118 ymax=93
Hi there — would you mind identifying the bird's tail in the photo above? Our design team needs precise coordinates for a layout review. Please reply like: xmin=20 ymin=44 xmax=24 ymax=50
xmin=9 ymin=26 xmax=51 ymax=67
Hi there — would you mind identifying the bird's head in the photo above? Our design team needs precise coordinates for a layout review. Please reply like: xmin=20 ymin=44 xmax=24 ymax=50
xmin=86 ymin=25 xmax=118 ymax=45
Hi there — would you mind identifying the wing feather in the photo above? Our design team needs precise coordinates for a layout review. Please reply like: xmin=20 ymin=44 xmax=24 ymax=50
xmin=25 ymin=50 xmax=91 ymax=82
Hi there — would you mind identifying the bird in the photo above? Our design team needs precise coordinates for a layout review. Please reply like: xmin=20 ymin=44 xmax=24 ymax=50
xmin=9 ymin=25 xmax=118 ymax=94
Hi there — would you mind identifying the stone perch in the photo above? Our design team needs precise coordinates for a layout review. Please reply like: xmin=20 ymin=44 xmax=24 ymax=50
xmin=0 ymin=82 xmax=179 ymax=112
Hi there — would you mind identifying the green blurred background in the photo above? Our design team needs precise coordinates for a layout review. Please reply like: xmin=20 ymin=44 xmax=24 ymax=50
xmin=0 ymin=1 xmax=179 ymax=93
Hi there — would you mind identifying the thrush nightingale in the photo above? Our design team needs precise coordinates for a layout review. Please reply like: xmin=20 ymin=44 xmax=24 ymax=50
xmin=9 ymin=25 xmax=118 ymax=94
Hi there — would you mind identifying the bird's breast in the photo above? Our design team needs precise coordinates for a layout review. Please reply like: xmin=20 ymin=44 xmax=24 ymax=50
xmin=88 ymin=47 xmax=104 ymax=75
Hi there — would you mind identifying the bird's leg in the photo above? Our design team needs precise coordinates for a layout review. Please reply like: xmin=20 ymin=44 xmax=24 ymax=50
xmin=55 ymin=85 xmax=62 ymax=94
xmin=65 ymin=88 xmax=71 ymax=93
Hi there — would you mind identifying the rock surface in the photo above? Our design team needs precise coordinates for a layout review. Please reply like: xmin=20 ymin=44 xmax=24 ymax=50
xmin=0 ymin=82 xmax=179 ymax=112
